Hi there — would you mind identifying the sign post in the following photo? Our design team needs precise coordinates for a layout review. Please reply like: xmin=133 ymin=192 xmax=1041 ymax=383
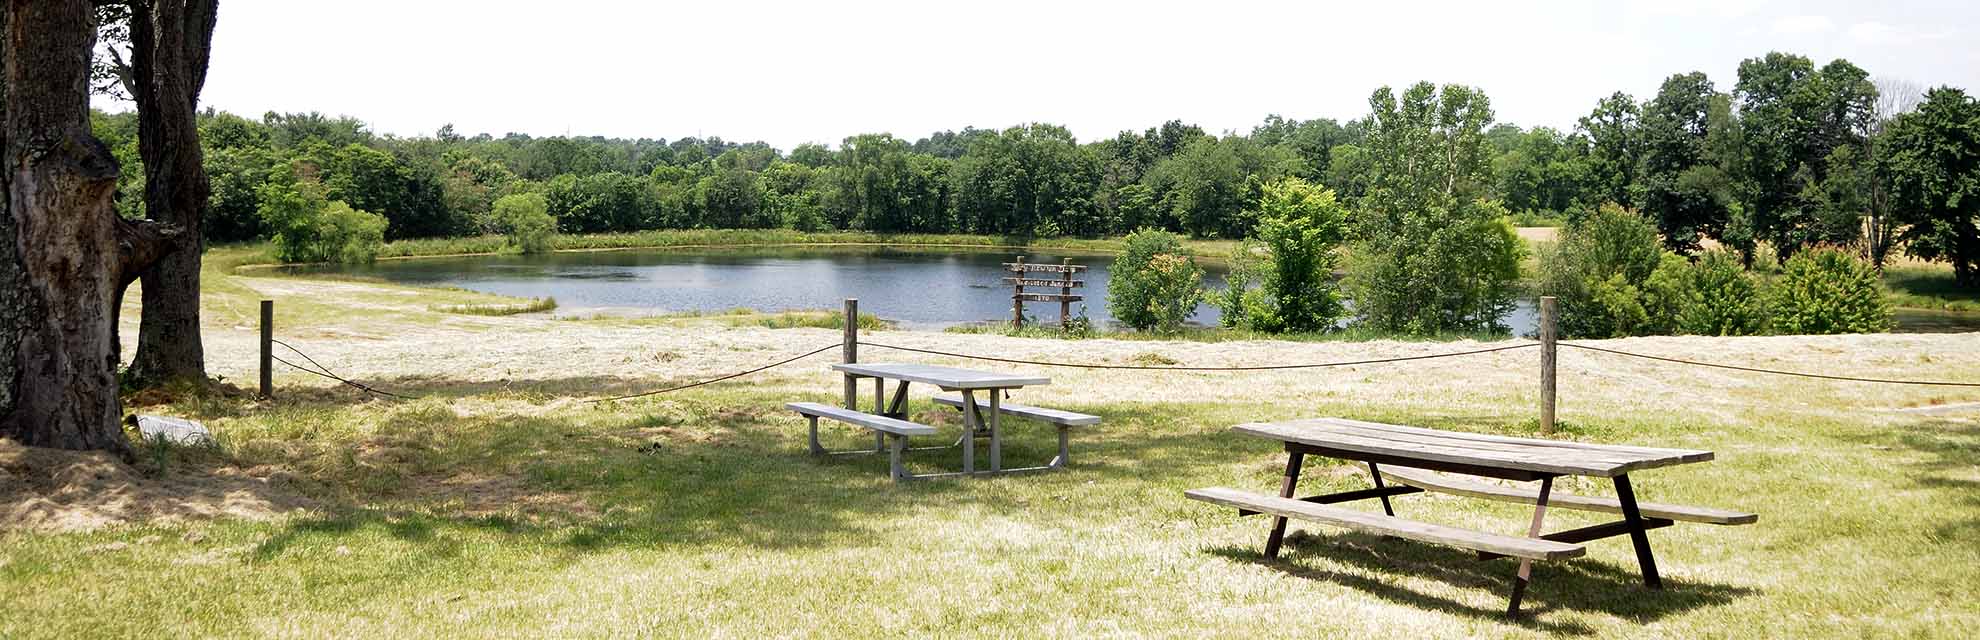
xmin=1002 ymin=259 xmax=1086 ymax=329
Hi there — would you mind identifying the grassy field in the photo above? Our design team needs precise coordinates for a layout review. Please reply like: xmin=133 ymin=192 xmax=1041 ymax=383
xmin=2 ymin=244 xmax=1978 ymax=638
xmin=1885 ymin=264 xmax=1980 ymax=312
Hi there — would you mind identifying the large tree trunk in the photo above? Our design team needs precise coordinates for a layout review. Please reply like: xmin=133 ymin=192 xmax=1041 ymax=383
xmin=126 ymin=0 xmax=217 ymax=385
xmin=2 ymin=0 xmax=181 ymax=457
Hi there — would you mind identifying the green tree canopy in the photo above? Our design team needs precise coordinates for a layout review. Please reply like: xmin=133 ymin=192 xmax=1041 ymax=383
xmin=1878 ymin=87 xmax=1980 ymax=286
xmin=1346 ymin=82 xmax=1524 ymax=333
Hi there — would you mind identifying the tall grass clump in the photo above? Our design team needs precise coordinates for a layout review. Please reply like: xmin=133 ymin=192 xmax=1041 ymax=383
xmin=740 ymin=310 xmax=890 ymax=331
xmin=431 ymin=297 xmax=558 ymax=316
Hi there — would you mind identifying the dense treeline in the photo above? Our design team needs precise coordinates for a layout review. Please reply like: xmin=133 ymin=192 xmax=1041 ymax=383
xmin=90 ymin=50 xmax=1978 ymax=291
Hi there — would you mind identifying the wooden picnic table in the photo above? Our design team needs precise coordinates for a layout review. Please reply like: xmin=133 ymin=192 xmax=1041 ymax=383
xmin=1189 ymin=417 xmax=1754 ymax=617
xmin=830 ymin=363 xmax=1050 ymax=474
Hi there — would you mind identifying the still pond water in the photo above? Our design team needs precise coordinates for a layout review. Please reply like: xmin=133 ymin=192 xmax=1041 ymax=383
xmin=301 ymin=246 xmax=1974 ymax=334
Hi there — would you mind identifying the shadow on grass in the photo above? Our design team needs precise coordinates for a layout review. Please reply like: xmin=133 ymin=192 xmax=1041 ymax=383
xmin=215 ymin=392 xmax=1274 ymax=566
xmin=1852 ymin=418 xmax=1980 ymax=540
xmin=1203 ymin=530 xmax=1752 ymax=634
xmin=253 ymin=373 xmax=777 ymax=405
xmin=213 ymin=378 xmax=1752 ymax=627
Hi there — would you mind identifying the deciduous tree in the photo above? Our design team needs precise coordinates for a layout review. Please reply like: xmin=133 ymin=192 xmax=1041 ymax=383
xmin=1345 ymin=82 xmax=1524 ymax=333
xmin=1879 ymin=87 xmax=1980 ymax=287
xmin=3 ymin=0 xmax=183 ymax=455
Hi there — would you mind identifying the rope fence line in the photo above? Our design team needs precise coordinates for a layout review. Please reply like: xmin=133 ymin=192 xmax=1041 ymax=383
xmin=269 ymin=338 xmax=424 ymax=400
xmin=260 ymin=333 xmax=1980 ymax=404
xmin=1557 ymin=342 xmax=1980 ymax=388
xmin=856 ymin=341 xmax=1541 ymax=371
xmin=583 ymin=343 xmax=842 ymax=403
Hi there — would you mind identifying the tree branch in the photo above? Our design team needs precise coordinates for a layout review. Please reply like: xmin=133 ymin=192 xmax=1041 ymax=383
xmin=114 ymin=217 xmax=187 ymax=287
xmin=104 ymin=43 xmax=137 ymax=100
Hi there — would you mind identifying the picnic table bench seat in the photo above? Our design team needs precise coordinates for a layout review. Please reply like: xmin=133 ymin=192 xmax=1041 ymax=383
xmin=1187 ymin=487 xmax=1586 ymax=561
xmin=787 ymin=402 xmax=936 ymax=482
xmin=1379 ymin=466 xmax=1757 ymax=526
xmin=930 ymin=394 xmax=1101 ymax=426
xmin=932 ymin=393 xmax=1096 ymax=469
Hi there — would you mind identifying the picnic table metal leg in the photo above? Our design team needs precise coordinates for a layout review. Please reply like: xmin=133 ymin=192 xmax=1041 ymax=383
xmin=960 ymin=389 xmax=978 ymax=474
xmin=1055 ymin=426 xmax=1070 ymax=468
xmin=1614 ymin=474 xmax=1663 ymax=589
xmin=988 ymin=390 xmax=1003 ymax=472
xmin=886 ymin=380 xmax=911 ymax=419
xmin=807 ymin=416 xmax=823 ymax=455
xmin=1367 ymin=462 xmax=1397 ymax=516
xmin=1263 ymin=450 xmax=1306 ymax=559
xmin=887 ymin=434 xmax=907 ymax=482
xmin=873 ymin=378 xmax=887 ymax=452
xmin=1507 ymin=476 xmax=1554 ymax=617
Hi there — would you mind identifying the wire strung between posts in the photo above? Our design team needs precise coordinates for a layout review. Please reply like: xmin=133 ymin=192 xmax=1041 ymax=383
xmin=857 ymin=341 xmax=1540 ymax=371
xmin=1558 ymin=342 xmax=1980 ymax=388
xmin=268 ymin=339 xmax=425 ymax=400
xmin=585 ymin=343 xmax=843 ymax=403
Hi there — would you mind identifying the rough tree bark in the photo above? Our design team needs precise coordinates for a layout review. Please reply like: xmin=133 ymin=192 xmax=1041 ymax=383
xmin=125 ymin=0 xmax=217 ymax=385
xmin=2 ymin=0 xmax=182 ymax=456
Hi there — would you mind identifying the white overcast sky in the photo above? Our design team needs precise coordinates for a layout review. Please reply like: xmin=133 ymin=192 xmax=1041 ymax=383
xmin=129 ymin=0 xmax=1980 ymax=150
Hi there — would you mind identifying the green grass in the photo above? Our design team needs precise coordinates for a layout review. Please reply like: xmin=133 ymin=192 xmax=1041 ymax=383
xmin=430 ymin=297 xmax=558 ymax=316
xmin=1509 ymin=211 xmax=1566 ymax=227
xmin=1884 ymin=264 xmax=1980 ymax=312
xmin=558 ymin=307 xmax=893 ymax=331
xmin=7 ymin=376 xmax=1976 ymax=637
xmin=735 ymin=309 xmax=891 ymax=331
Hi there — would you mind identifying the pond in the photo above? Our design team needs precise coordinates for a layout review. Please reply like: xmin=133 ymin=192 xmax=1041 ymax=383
xmin=296 ymin=246 xmax=1243 ymax=329
xmin=293 ymin=246 xmax=1975 ymax=335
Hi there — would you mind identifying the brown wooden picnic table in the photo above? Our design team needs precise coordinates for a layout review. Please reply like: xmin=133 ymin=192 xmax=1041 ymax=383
xmin=1187 ymin=417 xmax=1755 ymax=617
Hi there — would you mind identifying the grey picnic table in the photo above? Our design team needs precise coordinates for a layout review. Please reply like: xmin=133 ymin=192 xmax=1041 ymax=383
xmin=1187 ymin=417 xmax=1755 ymax=617
xmin=830 ymin=362 xmax=1050 ymax=475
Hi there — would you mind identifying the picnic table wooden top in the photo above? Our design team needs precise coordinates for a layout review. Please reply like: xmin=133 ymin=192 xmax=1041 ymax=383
xmin=1234 ymin=417 xmax=1715 ymax=478
xmin=831 ymin=363 xmax=1050 ymax=390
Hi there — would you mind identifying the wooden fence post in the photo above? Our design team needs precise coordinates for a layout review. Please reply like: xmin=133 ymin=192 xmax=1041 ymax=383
xmin=259 ymin=300 xmax=274 ymax=399
xmin=1059 ymin=257 xmax=1073 ymax=327
xmin=1011 ymin=255 xmax=1026 ymax=329
xmin=843 ymin=298 xmax=858 ymax=410
xmin=1539 ymin=296 xmax=1557 ymax=435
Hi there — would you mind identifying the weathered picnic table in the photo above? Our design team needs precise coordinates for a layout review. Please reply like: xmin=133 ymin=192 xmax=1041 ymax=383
xmin=1187 ymin=417 xmax=1755 ymax=616
xmin=786 ymin=362 xmax=1097 ymax=480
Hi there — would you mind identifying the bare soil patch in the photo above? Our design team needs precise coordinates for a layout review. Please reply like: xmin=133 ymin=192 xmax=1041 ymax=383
xmin=0 ymin=439 xmax=313 ymax=534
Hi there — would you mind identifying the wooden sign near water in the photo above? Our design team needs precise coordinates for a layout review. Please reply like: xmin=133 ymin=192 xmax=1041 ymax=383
xmin=1004 ymin=256 xmax=1086 ymax=329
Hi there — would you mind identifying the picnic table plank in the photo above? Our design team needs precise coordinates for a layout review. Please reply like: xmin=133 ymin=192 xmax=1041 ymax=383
xmin=786 ymin=402 xmax=938 ymax=437
xmin=1186 ymin=487 xmax=1586 ymax=561
xmin=1317 ymin=423 xmax=1697 ymax=466
xmin=932 ymin=394 xmax=1101 ymax=426
xmin=1379 ymin=467 xmax=1758 ymax=525
xmin=831 ymin=363 xmax=1050 ymax=390
xmin=1321 ymin=418 xmax=1715 ymax=460
xmin=1237 ymin=423 xmax=1626 ymax=476
xmin=1234 ymin=419 xmax=1712 ymax=477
